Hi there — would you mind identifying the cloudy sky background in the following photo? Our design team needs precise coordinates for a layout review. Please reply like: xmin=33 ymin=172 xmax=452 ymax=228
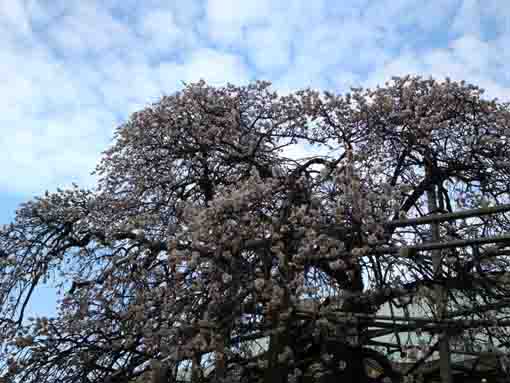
xmin=1 ymin=0 xmax=510 ymax=315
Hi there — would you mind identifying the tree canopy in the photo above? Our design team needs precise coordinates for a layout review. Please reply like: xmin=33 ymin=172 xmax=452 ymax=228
xmin=1 ymin=76 xmax=510 ymax=383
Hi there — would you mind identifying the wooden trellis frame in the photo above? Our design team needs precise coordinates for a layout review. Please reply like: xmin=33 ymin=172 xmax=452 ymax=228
xmin=378 ymin=200 xmax=510 ymax=383
xmin=153 ymin=204 xmax=510 ymax=383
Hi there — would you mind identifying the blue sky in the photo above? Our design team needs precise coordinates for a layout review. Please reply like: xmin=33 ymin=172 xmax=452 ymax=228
xmin=1 ymin=0 xmax=510 ymax=316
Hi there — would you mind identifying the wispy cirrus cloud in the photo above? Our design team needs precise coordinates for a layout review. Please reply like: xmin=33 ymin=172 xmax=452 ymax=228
xmin=0 ymin=0 xmax=509 ymax=199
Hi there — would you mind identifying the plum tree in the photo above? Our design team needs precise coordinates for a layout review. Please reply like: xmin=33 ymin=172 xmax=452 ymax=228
xmin=1 ymin=76 xmax=510 ymax=382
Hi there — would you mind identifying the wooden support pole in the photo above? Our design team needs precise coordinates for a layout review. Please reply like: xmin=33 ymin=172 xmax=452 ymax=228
xmin=426 ymin=171 xmax=452 ymax=383
xmin=308 ymin=233 xmax=510 ymax=261
xmin=385 ymin=203 xmax=510 ymax=228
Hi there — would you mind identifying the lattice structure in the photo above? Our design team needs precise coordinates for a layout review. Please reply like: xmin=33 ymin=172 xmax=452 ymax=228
xmin=146 ymin=204 xmax=510 ymax=383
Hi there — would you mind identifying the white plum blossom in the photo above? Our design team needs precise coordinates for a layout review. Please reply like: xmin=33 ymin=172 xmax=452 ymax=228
xmin=0 ymin=77 xmax=508 ymax=382
xmin=254 ymin=278 xmax=265 ymax=292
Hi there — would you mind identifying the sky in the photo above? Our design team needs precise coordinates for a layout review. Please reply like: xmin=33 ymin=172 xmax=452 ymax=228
xmin=1 ymin=0 xmax=510 ymax=316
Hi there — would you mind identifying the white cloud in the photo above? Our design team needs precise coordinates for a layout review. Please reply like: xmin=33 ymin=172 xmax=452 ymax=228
xmin=0 ymin=106 xmax=113 ymax=194
xmin=25 ymin=0 xmax=69 ymax=27
xmin=137 ymin=9 xmax=181 ymax=46
xmin=46 ymin=2 xmax=135 ymax=57
xmin=450 ymin=35 xmax=490 ymax=74
xmin=330 ymin=72 xmax=363 ymax=94
xmin=0 ymin=0 xmax=31 ymax=37
xmin=135 ymin=8 xmax=199 ymax=57
xmin=206 ymin=0 xmax=273 ymax=43
xmin=451 ymin=0 xmax=482 ymax=37
xmin=1 ymin=0 xmax=510 ymax=197
xmin=94 ymin=52 xmax=163 ymax=115
xmin=243 ymin=24 xmax=292 ymax=74
xmin=0 ymin=6 xmax=120 ymax=194
xmin=364 ymin=35 xmax=510 ymax=102
xmin=362 ymin=0 xmax=458 ymax=34
xmin=158 ymin=48 xmax=251 ymax=90
xmin=185 ymin=48 xmax=251 ymax=84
